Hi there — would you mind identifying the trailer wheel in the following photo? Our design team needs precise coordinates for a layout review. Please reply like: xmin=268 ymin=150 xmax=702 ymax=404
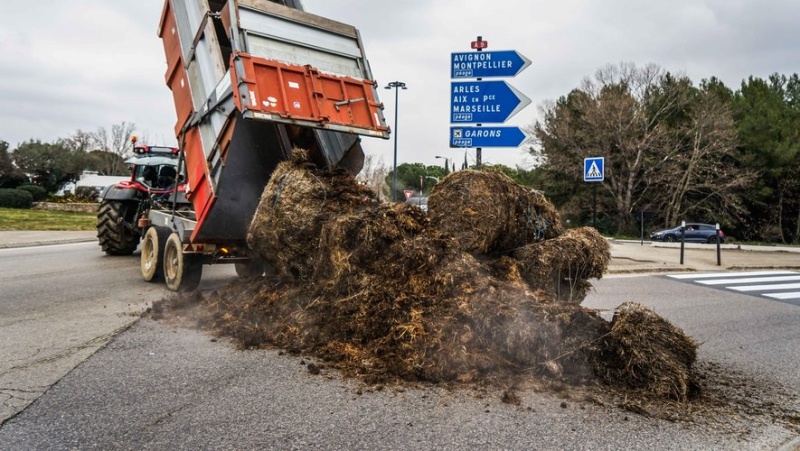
xmin=235 ymin=258 xmax=268 ymax=279
xmin=140 ymin=226 xmax=171 ymax=282
xmin=163 ymin=233 xmax=202 ymax=292
xmin=97 ymin=200 xmax=139 ymax=255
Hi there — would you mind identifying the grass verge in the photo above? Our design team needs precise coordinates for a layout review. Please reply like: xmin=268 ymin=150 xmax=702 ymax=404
xmin=0 ymin=207 xmax=96 ymax=231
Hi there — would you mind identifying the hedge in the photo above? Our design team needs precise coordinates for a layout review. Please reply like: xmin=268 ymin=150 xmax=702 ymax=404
xmin=17 ymin=184 xmax=48 ymax=202
xmin=0 ymin=189 xmax=34 ymax=209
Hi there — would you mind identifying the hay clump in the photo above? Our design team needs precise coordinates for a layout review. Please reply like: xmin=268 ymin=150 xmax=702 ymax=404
xmin=247 ymin=150 xmax=374 ymax=280
xmin=594 ymin=302 xmax=699 ymax=400
xmin=164 ymin=156 xmax=699 ymax=401
xmin=513 ymin=227 xmax=611 ymax=303
xmin=427 ymin=169 xmax=563 ymax=254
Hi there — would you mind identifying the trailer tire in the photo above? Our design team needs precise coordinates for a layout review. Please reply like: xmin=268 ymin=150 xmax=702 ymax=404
xmin=97 ymin=200 xmax=139 ymax=255
xmin=163 ymin=233 xmax=202 ymax=292
xmin=141 ymin=226 xmax=171 ymax=282
xmin=235 ymin=258 xmax=268 ymax=279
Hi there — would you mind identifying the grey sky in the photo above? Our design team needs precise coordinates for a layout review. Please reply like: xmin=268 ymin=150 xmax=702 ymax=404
xmin=1 ymin=0 xmax=798 ymax=170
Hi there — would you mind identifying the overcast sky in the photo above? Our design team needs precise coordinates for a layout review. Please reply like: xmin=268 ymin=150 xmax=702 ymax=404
xmin=1 ymin=0 xmax=799 ymax=169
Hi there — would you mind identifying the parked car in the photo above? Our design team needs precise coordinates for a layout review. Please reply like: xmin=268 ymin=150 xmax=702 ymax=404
xmin=650 ymin=223 xmax=725 ymax=243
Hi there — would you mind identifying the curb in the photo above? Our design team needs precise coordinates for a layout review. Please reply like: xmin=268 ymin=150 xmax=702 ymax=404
xmin=651 ymin=242 xmax=800 ymax=253
xmin=0 ymin=238 xmax=97 ymax=249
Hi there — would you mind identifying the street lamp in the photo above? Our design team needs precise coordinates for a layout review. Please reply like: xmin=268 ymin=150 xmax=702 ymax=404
xmin=435 ymin=155 xmax=450 ymax=174
xmin=385 ymin=81 xmax=407 ymax=201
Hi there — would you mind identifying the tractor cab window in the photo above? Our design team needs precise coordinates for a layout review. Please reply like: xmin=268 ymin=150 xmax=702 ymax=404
xmin=135 ymin=165 xmax=178 ymax=190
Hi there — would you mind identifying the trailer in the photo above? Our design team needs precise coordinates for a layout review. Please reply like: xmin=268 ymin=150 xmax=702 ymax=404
xmin=142 ymin=0 xmax=389 ymax=291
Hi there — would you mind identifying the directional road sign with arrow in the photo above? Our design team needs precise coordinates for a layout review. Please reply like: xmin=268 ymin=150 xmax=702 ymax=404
xmin=450 ymin=126 xmax=527 ymax=148
xmin=451 ymin=50 xmax=532 ymax=79
xmin=450 ymin=80 xmax=531 ymax=124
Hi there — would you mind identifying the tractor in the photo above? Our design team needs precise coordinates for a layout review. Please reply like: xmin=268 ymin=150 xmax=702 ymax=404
xmin=96 ymin=137 xmax=190 ymax=256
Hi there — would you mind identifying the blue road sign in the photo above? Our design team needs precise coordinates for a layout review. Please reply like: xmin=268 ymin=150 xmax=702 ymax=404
xmin=450 ymin=126 xmax=527 ymax=148
xmin=584 ymin=157 xmax=605 ymax=182
xmin=451 ymin=81 xmax=531 ymax=124
xmin=451 ymin=50 xmax=532 ymax=79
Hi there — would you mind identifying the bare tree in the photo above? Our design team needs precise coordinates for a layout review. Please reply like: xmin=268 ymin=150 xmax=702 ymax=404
xmin=60 ymin=129 xmax=95 ymax=153
xmin=93 ymin=121 xmax=136 ymax=176
xmin=652 ymin=90 xmax=752 ymax=226
xmin=533 ymin=63 xmax=687 ymax=229
xmin=358 ymin=153 xmax=389 ymax=201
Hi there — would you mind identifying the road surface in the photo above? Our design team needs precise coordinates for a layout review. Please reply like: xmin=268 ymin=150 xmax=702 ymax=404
xmin=0 ymin=243 xmax=798 ymax=450
xmin=0 ymin=241 xmax=234 ymax=423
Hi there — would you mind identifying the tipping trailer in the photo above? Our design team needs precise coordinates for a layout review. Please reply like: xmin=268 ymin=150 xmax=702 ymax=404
xmin=143 ymin=0 xmax=389 ymax=291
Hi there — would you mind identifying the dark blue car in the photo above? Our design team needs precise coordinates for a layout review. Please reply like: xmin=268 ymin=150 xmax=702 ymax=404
xmin=650 ymin=223 xmax=725 ymax=243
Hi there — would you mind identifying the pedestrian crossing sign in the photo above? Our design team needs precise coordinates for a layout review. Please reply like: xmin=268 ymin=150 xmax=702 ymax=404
xmin=584 ymin=157 xmax=604 ymax=182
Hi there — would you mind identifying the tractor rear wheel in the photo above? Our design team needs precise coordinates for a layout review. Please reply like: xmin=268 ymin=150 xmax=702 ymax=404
xmin=141 ymin=226 xmax=171 ymax=282
xmin=97 ymin=200 xmax=139 ymax=255
xmin=163 ymin=233 xmax=202 ymax=292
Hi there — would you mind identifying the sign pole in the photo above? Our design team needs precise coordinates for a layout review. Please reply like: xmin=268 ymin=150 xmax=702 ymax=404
xmin=716 ymin=223 xmax=721 ymax=266
xmin=476 ymin=36 xmax=483 ymax=169
xmin=640 ymin=213 xmax=644 ymax=246
xmin=680 ymin=220 xmax=686 ymax=265
xmin=592 ymin=184 xmax=597 ymax=228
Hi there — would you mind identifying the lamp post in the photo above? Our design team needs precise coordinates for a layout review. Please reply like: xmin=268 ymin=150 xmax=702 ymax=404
xmin=385 ymin=81 xmax=407 ymax=201
xmin=435 ymin=155 xmax=450 ymax=175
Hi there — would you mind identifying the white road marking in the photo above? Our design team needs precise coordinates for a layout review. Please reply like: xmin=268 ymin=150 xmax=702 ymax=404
xmin=697 ymin=275 xmax=800 ymax=285
xmin=763 ymin=292 xmax=800 ymax=300
xmin=0 ymin=241 xmax=96 ymax=253
xmin=667 ymin=270 xmax=800 ymax=303
xmin=667 ymin=270 xmax=796 ymax=279
xmin=729 ymin=283 xmax=800 ymax=292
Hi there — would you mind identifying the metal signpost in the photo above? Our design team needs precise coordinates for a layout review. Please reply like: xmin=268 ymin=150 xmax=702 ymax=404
xmin=583 ymin=157 xmax=604 ymax=228
xmin=449 ymin=38 xmax=531 ymax=168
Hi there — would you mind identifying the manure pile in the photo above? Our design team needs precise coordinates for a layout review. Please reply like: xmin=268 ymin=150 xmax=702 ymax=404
xmin=160 ymin=152 xmax=699 ymax=400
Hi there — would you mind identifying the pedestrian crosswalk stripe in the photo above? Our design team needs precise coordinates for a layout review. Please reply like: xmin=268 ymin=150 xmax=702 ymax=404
xmin=729 ymin=283 xmax=800 ymax=292
xmin=666 ymin=270 xmax=800 ymax=304
xmin=668 ymin=270 xmax=796 ymax=280
xmin=763 ymin=292 xmax=800 ymax=300
xmin=697 ymin=275 xmax=800 ymax=285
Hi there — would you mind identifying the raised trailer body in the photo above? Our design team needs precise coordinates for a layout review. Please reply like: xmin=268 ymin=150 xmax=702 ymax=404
xmin=147 ymin=0 xmax=389 ymax=290
xmin=158 ymin=0 xmax=387 ymax=242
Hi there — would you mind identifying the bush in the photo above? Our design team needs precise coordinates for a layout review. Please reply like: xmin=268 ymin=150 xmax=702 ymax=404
xmin=75 ymin=186 xmax=100 ymax=200
xmin=0 ymin=172 xmax=29 ymax=189
xmin=17 ymin=184 xmax=48 ymax=202
xmin=0 ymin=189 xmax=34 ymax=209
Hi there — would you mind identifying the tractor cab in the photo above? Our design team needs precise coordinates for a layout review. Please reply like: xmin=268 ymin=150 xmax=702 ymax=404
xmin=123 ymin=144 xmax=184 ymax=193
xmin=126 ymin=155 xmax=182 ymax=191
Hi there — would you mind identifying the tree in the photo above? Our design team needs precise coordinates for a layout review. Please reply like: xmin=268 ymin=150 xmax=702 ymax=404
xmin=532 ymin=62 xmax=750 ymax=234
xmin=0 ymin=140 xmax=28 ymax=188
xmin=385 ymin=163 xmax=448 ymax=200
xmin=733 ymin=74 xmax=800 ymax=242
xmin=651 ymin=83 xmax=751 ymax=227
xmin=93 ymin=121 xmax=136 ymax=176
xmin=533 ymin=63 xmax=681 ymax=232
xmin=12 ymin=140 xmax=86 ymax=192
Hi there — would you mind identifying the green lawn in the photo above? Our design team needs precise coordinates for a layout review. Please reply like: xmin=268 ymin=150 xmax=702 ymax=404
xmin=0 ymin=207 xmax=97 ymax=231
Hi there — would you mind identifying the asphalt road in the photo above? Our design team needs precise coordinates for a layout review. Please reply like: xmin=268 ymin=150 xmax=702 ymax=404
xmin=0 ymin=241 xmax=234 ymax=423
xmin=0 ymin=244 xmax=798 ymax=450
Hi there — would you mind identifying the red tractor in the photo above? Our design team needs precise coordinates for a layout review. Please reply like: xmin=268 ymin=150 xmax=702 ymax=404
xmin=96 ymin=137 xmax=190 ymax=256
